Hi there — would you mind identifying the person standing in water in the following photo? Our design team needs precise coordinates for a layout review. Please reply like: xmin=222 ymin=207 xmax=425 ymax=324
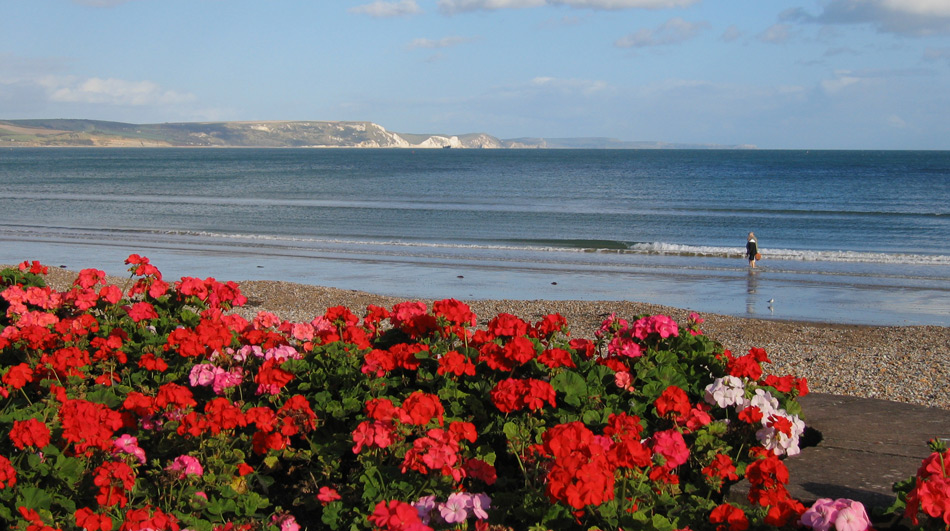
xmin=746 ymin=232 xmax=759 ymax=268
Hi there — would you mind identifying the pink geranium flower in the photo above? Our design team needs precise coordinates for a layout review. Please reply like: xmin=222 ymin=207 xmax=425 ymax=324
xmin=800 ymin=498 xmax=871 ymax=531
xmin=615 ymin=371 xmax=635 ymax=391
xmin=271 ymin=513 xmax=301 ymax=531
xmin=166 ymin=455 xmax=203 ymax=479
xmin=113 ymin=434 xmax=147 ymax=465
xmin=470 ymin=493 xmax=491 ymax=520
xmin=439 ymin=492 xmax=469 ymax=524
xmin=188 ymin=363 xmax=219 ymax=387
xmin=265 ymin=344 xmax=301 ymax=361
xmin=291 ymin=322 xmax=315 ymax=341
xmin=650 ymin=429 xmax=689 ymax=469
xmin=212 ymin=367 xmax=244 ymax=394
xmin=413 ymin=495 xmax=437 ymax=525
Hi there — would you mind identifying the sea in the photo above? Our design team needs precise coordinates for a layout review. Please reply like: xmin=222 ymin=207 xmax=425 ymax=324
xmin=1 ymin=147 xmax=948 ymax=327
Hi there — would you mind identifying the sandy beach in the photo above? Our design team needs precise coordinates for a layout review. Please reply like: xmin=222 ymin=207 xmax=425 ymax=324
xmin=21 ymin=266 xmax=950 ymax=411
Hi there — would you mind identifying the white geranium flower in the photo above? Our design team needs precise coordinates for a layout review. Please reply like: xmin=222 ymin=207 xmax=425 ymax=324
xmin=704 ymin=375 xmax=745 ymax=408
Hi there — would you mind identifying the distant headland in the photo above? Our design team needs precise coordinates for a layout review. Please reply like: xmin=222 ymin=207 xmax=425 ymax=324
xmin=0 ymin=119 xmax=756 ymax=149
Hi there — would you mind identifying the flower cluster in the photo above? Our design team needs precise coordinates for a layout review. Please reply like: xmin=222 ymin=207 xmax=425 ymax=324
xmin=800 ymin=498 xmax=872 ymax=531
xmin=704 ymin=355 xmax=808 ymax=457
xmin=890 ymin=439 xmax=950 ymax=530
xmin=0 ymin=256 xmax=828 ymax=531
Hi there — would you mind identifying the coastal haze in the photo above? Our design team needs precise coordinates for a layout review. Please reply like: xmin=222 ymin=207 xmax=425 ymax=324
xmin=0 ymin=119 xmax=749 ymax=149
xmin=3 ymin=1 xmax=950 ymax=150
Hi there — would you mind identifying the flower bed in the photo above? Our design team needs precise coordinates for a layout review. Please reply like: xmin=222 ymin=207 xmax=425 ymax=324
xmin=0 ymin=256 xmax=932 ymax=531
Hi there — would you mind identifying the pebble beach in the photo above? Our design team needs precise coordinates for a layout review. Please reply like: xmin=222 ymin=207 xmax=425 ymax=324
xmin=27 ymin=267 xmax=950 ymax=411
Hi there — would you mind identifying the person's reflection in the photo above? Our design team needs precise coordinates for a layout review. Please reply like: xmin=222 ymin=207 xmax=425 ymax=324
xmin=746 ymin=269 xmax=758 ymax=315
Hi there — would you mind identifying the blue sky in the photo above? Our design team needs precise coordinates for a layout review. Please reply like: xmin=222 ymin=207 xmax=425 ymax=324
xmin=3 ymin=0 xmax=950 ymax=149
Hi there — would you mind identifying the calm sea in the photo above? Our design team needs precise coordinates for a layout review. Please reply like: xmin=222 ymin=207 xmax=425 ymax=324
xmin=1 ymin=148 xmax=948 ymax=326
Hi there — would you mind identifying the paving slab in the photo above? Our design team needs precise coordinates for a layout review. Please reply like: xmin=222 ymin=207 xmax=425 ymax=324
xmin=748 ymin=393 xmax=950 ymax=528
xmin=788 ymin=393 xmax=950 ymax=503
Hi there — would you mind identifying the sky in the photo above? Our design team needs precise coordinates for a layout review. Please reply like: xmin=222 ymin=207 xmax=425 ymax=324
xmin=3 ymin=1 xmax=950 ymax=149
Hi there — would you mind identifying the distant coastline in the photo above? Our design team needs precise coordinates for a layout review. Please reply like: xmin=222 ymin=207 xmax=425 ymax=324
xmin=0 ymin=118 xmax=756 ymax=150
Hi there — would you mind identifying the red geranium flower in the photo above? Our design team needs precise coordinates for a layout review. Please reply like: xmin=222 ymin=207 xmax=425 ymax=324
xmin=0 ymin=455 xmax=17 ymax=489
xmin=10 ymin=418 xmax=51 ymax=450
xmin=127 ymin=301 xmax=159 ymax=322
xmin=432 ymin=298 xmax=476 ymax=327
xmin=317 ymin=486 xmax=341 ymax=504
xmin=120 ymin=506 xmax=180 ymax=531
xmin=2 ymin=363 xmax=34 ymax=390
xmin=255 ymin=359 xmax=295 ymax=395
xmin=536 ymin=313 xmax=568 ymax=337
xmin=400 ymin=391 xmax=444 ymax=426
xmin=655 ymin=385 xmax=691 ymax=418
xmin=710 ymin=503 xmax=749 ymax=531
xmin=437 ymin=350 xmax=476 ymax=377
xmin=728 ymin=354 xmax=764 ymax=381
xmin=74 ymin=268 xmax=106 ymax=289
xmin=74 ymin=508 xmax=112 ymax=531
xmin=18 ymin=260 xmax=49 ymax=275
xmin=60 ymin=399 xmax=123 ymax=456
xmin=487 ymin=313 xmax=529 ymax=338
xmin=503 ymin=336 xmax=536 ymax=364
xmin=351 ymin=420 xmax=396 ymax=454
xmin=537 ymin=347 xmax=576 ymax=368
xmin=368 ymin=499 xmax=430 ymax=531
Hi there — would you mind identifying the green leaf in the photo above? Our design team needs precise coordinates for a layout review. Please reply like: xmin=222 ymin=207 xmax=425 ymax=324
xmin=205 ymin=497 xmax=237 ymax=517
xmin=503 ymin=421 xmax=520 ymax=441
xmin=86 ymin=387 xmax=124 ymax=408
xmin=551 ymin=370 xmax=587 ymax=408
xmin=581 ymin=409 xmax=604 ymax=425
xmin=16 ymin=487 xmax=52 ymax=512
xmin=322 ymin=501 xmax=343 ymax=529
xmin=652 ymin=513 xmax=675 ymax=531
xmin=240 ymin=491 xmax=269 ymax=516
xmin=54 ymin=454 xmax=85 ymax=485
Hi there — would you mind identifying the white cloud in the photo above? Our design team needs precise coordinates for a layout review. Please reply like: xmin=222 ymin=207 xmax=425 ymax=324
xmin=820 ymin=71 xmax=862 ymax=93
xmin=350 ymin=1 xmax=422 ymax=18
xmin=540 ymin=15 xmax=586 ymax=27
xmin=439 ymin=0 xmax=546 ymax=12
xmin=438 ymin=0 xmax=698 ymax=14
xmin=887 ymin=114 xmax=907 ymax=128
xmin=42 ymin=76 xmax=195 ymax=106
xmin=615 ymin=17 xmax=708 ymax=48
xmin=721 ymin=25 xmax=742 ymax=42
xmin=818 ymin=68 xmax=928 ymax=96
xmin=407 ymin=36 xmax=473 ymax=49
xmin=71 ymin=0 xmax=137 ymax=6
xmin=785 ymin=0 xmax=950 ymax=36
xmin=757 ymin=23 xmax=793 ymax=44
xmin=924 ymin=47 xmax=950 ymax=64
xmin=530 ymin=76 xmax=609 ymax=95
xmin=879 ymin=0 xmax=950 ymax=17
xmin=824 ymin=46 xmax=860 ymax=57
xmin=556 ymin=0 xmax=698 ymax=7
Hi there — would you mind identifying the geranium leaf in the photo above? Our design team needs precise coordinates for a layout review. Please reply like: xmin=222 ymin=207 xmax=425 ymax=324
xmin=54 ymin=454 xmax=84 ymax=485
xmin=85 ymin=387 xmax=124 ymax=408
xmin=652 ymin=513 xmax=675 ymax=531
xmin=15 ymin=486 xmax=51 ymax=512
xmin=551 ymin=370 xmax=587 ymax=407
